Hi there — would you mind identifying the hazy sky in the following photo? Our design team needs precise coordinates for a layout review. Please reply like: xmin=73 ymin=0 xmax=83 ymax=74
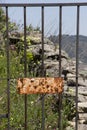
xmin=1 ymin=0 xmax=87 ymax=36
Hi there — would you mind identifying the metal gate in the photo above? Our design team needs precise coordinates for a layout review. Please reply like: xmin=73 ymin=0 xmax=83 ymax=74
xmin=0 ymin=2 xmax=87 ymax=130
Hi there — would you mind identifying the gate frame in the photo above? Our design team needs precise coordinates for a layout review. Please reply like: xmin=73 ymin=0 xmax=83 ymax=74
xmin=0 ymin=2 xmax=84 ymax=130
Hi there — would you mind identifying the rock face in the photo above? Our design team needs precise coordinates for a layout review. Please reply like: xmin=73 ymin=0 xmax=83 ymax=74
xmin=29 ymin=38 xmax=70 ymax=77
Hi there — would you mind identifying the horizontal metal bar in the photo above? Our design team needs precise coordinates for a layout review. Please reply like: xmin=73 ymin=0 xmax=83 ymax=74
xmin=0 ymin=114 xmax=8 ymax=118
xmin=0 ymin=75 xmax=85 ymax=81
xmin=0 ymin=3 xmax=87 ymax=7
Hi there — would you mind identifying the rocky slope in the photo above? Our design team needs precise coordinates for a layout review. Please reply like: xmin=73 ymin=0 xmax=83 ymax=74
xmin=29 ymin=35 xmax=87 ymax=130
xmin=9 ymin=32 xmax=87 ymax=130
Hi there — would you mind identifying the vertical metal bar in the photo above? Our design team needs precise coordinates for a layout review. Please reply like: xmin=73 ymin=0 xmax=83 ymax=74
xmin=24 ymin=6 xmax=27 ymax=130
xmin=41 ymin=6 xmax=45 ymax=130
xmin=59 ymin=6 xmax=62 ymax=76
xmin=41 ymin=6 xmax=45 ymax=76
xmin=58 ymin=6 xmax=62 ymax=130
xmin=75 ymin=5 xmax=80 ymax=130
xmin=6 ymin=6 xmax=10 ymax=130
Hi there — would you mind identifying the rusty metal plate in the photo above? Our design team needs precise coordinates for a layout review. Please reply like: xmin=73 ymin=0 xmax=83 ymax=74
xmin=17 ymin=77 xmax=63 ymax=94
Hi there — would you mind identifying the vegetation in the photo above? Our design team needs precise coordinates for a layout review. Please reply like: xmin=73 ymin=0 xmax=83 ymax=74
xmin=0 ymin=7 xmax=75 ymax=130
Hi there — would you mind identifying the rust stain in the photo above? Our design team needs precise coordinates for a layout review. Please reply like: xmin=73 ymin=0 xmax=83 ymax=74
xmin=17 ymin=77 xmax=63 ymax=94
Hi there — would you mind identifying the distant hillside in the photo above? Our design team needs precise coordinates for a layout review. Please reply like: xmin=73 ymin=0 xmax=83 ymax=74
xmin=49 ymin=35 xmax=87 ymax=63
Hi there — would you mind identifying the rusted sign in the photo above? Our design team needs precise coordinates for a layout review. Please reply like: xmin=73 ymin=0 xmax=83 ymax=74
xmin=17 ymin=77 xmax=63 ymax=94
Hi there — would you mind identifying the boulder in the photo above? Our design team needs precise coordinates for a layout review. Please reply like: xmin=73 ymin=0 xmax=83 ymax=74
xmin=29 ymin=38 xmax=69 ymax=77
xmin=78 ymin=102 xmax=87 ymax=112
